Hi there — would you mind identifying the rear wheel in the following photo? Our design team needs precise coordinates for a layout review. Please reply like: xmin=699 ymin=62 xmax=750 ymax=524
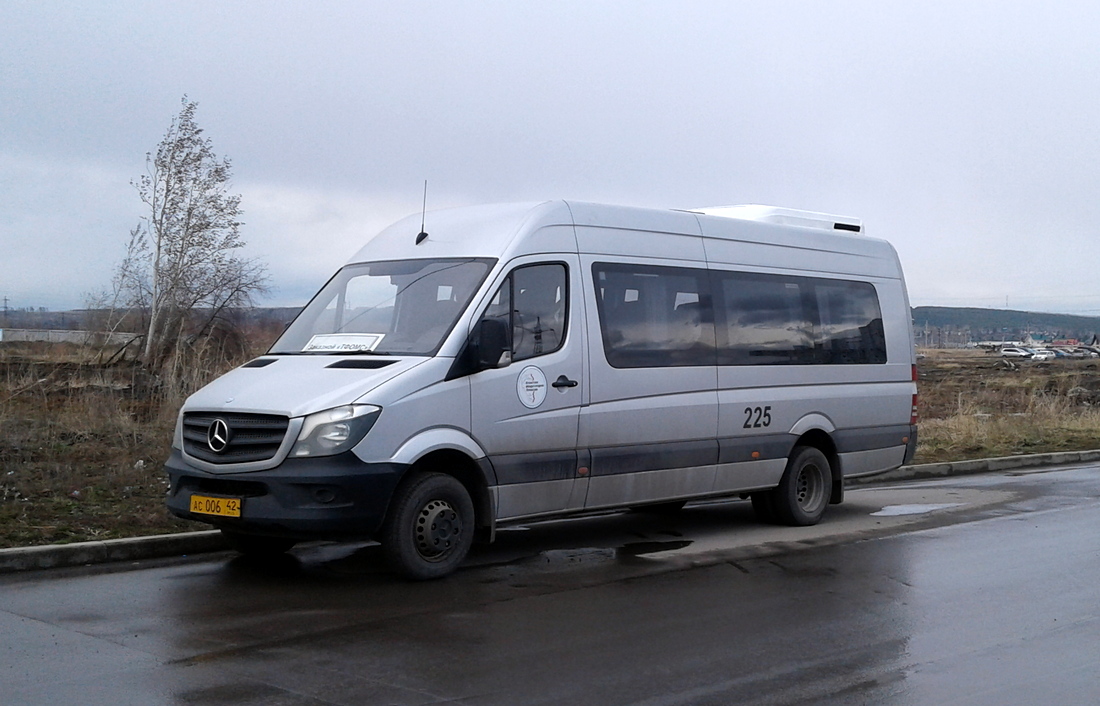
xmin=221 ymin=529 xmax=297 ymax=557
xmin=382 ymin=473 xmax=475 ymax=580
xmin=772 ymin=446 xmax=832 ymax=526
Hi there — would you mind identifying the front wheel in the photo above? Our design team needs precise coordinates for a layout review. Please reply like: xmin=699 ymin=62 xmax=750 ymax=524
xmin=772 ymin=446 xmax=832 ymax=526
xmin=382 ymin=473 xmax=475 ymax=580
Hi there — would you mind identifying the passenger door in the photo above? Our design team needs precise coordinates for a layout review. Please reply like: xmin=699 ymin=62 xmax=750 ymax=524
xmin=469 ymin=258 xmax=586 ymax=520
xmin=579 ymin=259 xmax=719 ymax=509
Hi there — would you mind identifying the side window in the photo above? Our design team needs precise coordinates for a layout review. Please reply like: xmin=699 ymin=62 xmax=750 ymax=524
xmin=714 ymin=271 xmax=886 ymax=365
xmin=717 ymin=272 xmax=814 ymax=365
xmin=814 ymin=280 xmax=886 ymax=364
xmin=484 ymin=264 xmax=568 ymax=364
xmin=512 ymin=264 xmax=568 ymax=361
xmin=593 ymin=263 xmax=715 ymax=368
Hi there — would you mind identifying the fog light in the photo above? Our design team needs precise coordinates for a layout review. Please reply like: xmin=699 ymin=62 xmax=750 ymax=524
xmin=312 ymin=487 xmax=337 ymax=504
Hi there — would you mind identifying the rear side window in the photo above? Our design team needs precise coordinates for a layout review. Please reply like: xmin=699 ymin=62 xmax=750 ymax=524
xmin=593 ymin=262 xmax=886 ymax=368
xmin=814 ymin=280 xmax=886 ymax=364
xmin=716 ymin=272 xmax=815 ymax=365
xmin=593 ymin=263 xmax=716 ymax=368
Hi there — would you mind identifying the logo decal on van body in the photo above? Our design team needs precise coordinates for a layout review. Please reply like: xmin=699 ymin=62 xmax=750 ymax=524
xmin=517 ymin=366 xmax=548 ymax=409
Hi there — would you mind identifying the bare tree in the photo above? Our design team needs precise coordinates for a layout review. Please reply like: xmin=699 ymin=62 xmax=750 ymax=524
xmin=113 ymin=97 xmax=267 ymax=376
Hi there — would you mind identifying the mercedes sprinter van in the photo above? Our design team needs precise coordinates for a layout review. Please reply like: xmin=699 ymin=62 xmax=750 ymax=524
xmin=166 ymin=200 xmax=918 ymax=579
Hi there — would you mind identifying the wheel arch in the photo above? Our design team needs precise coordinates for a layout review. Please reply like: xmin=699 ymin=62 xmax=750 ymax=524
xmin=388 ymin=448 xmax=496 ymax=542
xmin=792 ymin=428 xmax=844 ymax=504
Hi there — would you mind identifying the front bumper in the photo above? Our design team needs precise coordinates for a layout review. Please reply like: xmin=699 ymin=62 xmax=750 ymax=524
xmin=165 ymin=448 xmax=407 ymax=540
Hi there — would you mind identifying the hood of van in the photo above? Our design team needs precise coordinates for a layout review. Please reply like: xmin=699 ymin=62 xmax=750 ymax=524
xmin=182 ymin=355 xmax=428 ymax=419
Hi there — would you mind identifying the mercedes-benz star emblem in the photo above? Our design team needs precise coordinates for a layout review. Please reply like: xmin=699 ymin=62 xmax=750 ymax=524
xmin=207 ymin=418 xmax=231 ymax=453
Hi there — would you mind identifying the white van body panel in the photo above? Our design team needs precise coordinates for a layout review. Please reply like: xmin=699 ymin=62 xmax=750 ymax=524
xmin=584 ymin=465 xmax=718 ymax=509
xmin=495 ymin=477 xmax=589 ymax=521
xmin=840 ymin=446 xmax=907 ymax=477
xmin=570 ymin=203 xmax=706 ymax=262
xmin=789 ymin=413 xmax=836 ymax=436
xmin=186 ymin=356 xmax=428 ymax=420
xmin=388 ymin=427 xmax=486 ymax=467
xmin=697 ymin=216 xmax=900 ymax=280
xmin=350 ymin=358 xmax=473 ymax=463
xmin=349 ymin=201 xmax=574 ymax=263
xmin=695 ymin=204 xmax=862 ymax=232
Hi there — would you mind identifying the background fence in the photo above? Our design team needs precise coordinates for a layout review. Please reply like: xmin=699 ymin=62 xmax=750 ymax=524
xmin=0 ymin=329 xmax=139 ymax=346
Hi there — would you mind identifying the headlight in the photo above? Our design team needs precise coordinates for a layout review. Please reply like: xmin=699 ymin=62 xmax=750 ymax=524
xmin=290 ymin=405 xmax=381 ymax=458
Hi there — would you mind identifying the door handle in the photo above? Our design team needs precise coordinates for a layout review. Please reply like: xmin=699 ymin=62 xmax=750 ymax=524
xmin=552 ymin=375 xmax=578 ymax=389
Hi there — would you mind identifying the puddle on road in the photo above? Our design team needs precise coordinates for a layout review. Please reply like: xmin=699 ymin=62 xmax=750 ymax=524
xmin=536 ymin=547 xmax=617 ymax=565
xmin=515 ymin=540 xmax=697 ymax=571
xmin=871 ymin=503 xmax=964 ymax=517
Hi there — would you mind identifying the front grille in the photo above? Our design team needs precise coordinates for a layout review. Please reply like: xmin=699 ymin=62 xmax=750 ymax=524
xmin=183 ymin=412 xmax=290 ymax=464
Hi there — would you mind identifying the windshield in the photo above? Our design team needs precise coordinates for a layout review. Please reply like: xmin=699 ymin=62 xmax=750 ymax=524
xmin=271 ymin=258 xmax=495 ymax=356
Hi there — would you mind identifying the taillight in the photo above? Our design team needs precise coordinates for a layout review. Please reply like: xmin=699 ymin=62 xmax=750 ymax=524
xmin=911 ymin=364 xmax=919 ymax=424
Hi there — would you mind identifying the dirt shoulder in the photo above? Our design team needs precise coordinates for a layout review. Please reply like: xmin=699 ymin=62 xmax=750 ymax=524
xmin=916 ymin=348 xmax=1100 ymax=463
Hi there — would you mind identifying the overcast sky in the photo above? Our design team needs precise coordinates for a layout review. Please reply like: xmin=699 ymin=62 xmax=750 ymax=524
xmin=3 ymin=1 xmax=1099 ymax=314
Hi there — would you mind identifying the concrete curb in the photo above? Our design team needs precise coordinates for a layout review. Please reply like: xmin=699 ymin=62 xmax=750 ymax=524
xmin=0 ymin=530 xmax=228 ymax=574
xmin=3 ymin=449 xmax=1100 ymax=573
xmin=847 ymin=448 xmax=1100 ymax=485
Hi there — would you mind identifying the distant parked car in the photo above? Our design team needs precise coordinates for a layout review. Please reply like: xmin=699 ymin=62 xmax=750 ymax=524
xmin=1031 ymin=349 xmax=1056 ymax=361
xmin=1001 ymin=347 xmax=1032 ymax=358
xmin=1075 ymin=347 xmax=1099 ymax=358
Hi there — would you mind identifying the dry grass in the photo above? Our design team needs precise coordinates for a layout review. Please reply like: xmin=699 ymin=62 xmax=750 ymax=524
xmin=0 ymin=339 xmax=270 ymax=548
xmin=915 ymin=349 xmax=1100 ymax=463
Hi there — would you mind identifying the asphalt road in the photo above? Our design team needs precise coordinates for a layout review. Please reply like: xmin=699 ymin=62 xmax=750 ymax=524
xmin=2 ymin=464 xmax=1099 ymax=705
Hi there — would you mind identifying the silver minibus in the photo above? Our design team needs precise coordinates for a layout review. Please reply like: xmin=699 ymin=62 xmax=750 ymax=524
xmin=166 ymin=200 xmax=918 ymax=579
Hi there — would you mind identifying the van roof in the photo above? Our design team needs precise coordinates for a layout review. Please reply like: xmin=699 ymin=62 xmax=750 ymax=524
xmin=347 ymin=200 xmax=896 ymax=279
xmin=690 ymin=205 xmax=863 ymax=233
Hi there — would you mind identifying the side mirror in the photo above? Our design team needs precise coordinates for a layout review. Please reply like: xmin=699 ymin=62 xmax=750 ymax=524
xmin=475 ymin=318 xmax=511 ymax=369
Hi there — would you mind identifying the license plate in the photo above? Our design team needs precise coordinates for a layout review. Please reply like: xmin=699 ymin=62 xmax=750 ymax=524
xmin=189 ymin=494 xmax=242 ymax=518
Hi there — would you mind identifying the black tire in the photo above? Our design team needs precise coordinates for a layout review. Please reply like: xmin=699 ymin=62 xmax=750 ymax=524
xmin=750 ymin=492 xmax=776 ymax=523
xmin=772 ymin=446 xmax=832 ymax=526
xmin=221 ymin=529 xmax=297 ymax=557
xmin=382 ymin=473 xmax=475 ymax=580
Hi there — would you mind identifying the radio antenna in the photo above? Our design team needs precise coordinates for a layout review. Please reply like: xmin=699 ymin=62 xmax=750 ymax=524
xmin=416 ymin=180 xmax=429 ymax=245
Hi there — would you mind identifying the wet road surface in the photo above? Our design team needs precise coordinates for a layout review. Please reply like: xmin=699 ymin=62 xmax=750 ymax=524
xmin=2 ymin=464 xmax=1099 ymax=705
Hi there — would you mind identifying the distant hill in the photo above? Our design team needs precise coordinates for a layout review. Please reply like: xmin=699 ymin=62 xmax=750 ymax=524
xmin=0 ymin=307 xmax=304 ymax=332
xmin=912 ymin=306 xmax=1100 ymax=341
xmin=8 ymin=304 xmax=1100 ymax=344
